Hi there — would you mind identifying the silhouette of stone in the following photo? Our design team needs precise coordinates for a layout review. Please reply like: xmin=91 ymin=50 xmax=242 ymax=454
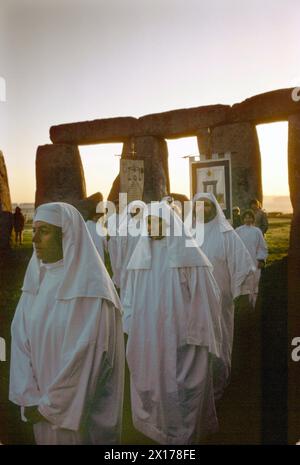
xmin=49 ymin=105 xmax=230 ymax=145
xmin=287 ymin=112 xmax=300 ymax=444
xmin=0 ymin=151 xmax=13 ymax=250
xmin=41 ymin=88 xmax=300 ymax=216
xmin=49 ymin=89 xmax=300 ymax=146
xmin=108 ymin=174 xmax=120 ymax=202
xmin=74 ymin=192 xmax=103 ymax=221
xmin=35 ymin=144 xmax=86 ymax=207
xmin=0 ymin=151 xmax=12 ymax=212
xmin=50 ymin=117 xmax=139 ymax=145
xmin=229 ymin=88 xmax=300 ymax=124
xmin=138 ymin=105 xmax=230 ymax=139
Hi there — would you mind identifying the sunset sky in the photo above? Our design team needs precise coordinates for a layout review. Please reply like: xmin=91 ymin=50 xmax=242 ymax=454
xmin=0 ymin=0 xmax=299 ymax=207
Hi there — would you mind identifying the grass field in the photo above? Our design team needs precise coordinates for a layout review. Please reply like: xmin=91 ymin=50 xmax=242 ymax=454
xmin=265 ymin=217 xmax=291 ymax=265
xmin=0 ymin=217 xmax=292 ymax=444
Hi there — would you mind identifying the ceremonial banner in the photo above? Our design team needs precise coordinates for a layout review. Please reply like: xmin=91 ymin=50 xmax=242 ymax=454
xmin=191 ymin=158 xmax=232 ymax=219
xmin=120 ymin=159 xmax=144 ymax=203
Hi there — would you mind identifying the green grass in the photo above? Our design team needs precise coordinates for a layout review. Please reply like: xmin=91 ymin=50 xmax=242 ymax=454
xmin=264 ymin=217 xmax=291 ymax=266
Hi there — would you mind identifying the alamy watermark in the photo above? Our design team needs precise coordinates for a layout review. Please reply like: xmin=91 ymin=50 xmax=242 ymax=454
xmin=95 ymin=194 xmax=205 ymax=247
xmin=291 ymin=337 xmax=300 ymax=362
xmin=291 ymin=87 xmax=300 ymax=102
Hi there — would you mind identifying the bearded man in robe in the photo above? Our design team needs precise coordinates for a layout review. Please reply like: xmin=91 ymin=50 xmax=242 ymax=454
xmin=9 ymin=202 xmax=125 ymax=445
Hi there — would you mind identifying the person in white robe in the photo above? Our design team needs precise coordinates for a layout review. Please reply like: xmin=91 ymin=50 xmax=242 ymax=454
xmin=116 ymin=200 xmax=146 ymax=333
xmin=106 ymin=199 xmax=121 ymax=286
xmin=85 ymin=212 xmax=107 ymax=263
xmin=235 ymin=209 xmax=268 ymax=306
xmin=192 ymin=193 xmax=255 ymax=400
xmin=124 ymin=202 xmax=222 ymax=445
xmin=9 ymin=202 xmax=125 ymax=445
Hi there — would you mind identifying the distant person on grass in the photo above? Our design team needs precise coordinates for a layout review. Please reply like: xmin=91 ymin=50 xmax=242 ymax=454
xmin=13 ymin=207 xmax=25 ymax=245
xmin=236 ymin=209 xmax=268 ymax=306
xmin=232 ymin=206 xmax=242 ymax=229
xmin=9 ymin=202 xmax=124 ymax=445
xmin=250 ymin=199 xmax=268 ymax=236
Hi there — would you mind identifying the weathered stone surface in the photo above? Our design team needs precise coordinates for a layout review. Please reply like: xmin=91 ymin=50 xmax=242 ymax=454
xmin=121 ymin=136 xmax=169 ymax=202
xmin=35 ymin=144 xmax=86 ymax=207
xmin=287 ymin=112 xmax=300 ymax=443
xmin=230 ymin=88 xmax=300 ymax=124
xmin=49 ymin=88 xmax=300 ymax=146
xmin=197 ymin=122 xmax=262 ymax=212
xmin=0 ymin=151 xmax=13 ymax=250
xmin=49 ymin=106 xmax=230 ymax=145
xmin=108 ymin=174 xmax=120 ymax=202
xmin=74 ymin=192 xmax=103 ymax=221
xmin=0 ymin=151 xmax=12 ymax=212
xmin=138 ymin=105 xmax=230 ymax=139
xmin=50 ymin=117 xmax=139 ymax=145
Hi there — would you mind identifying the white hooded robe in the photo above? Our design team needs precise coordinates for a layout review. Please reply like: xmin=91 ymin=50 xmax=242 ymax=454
xmin=192 ymin=193 xmax=255 ymax=399
xmin=235 ymin=224 xmax=268 ymax=305
xmin=124 ymin=203 xmax=222 ymax=444
xmin=9 ymin=202 xmax=125 ymax=445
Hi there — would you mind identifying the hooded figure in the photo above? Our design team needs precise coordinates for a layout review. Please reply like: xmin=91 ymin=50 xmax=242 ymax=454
xmin=9 ymin=202 xmax=125 ymax=445
xmin=85 ymin=212 xmax=107 ymax=264
xmin=192 ymin=193 xmax=255 ymax=400
xmin=124 ymin=202 xmax=222 ymax=444
xmin=115 ymin=200 xmax=146 ymax=330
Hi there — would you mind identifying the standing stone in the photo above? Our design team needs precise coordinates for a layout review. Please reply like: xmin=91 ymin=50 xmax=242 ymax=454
xmin=197 ymin=122 xmax=262 ymax=212
xmin=121 ymin=136 xmax=169 ymax=202
xmin=287 ymin=113 xmax=300 ymax=443
xmin=35 ymin=144 xmax=86 ymax=207
xmin=0 ymin=151 xmax=13 ymax=250
xmin=0 ymin=150 xmax=12 ymax=212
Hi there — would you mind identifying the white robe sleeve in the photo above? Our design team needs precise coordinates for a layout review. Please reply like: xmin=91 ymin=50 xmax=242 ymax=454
xmin=9 ymin=293 xmax=41 ymax=406
xmin=121 ymin=269 xmax=135 ymax=335
xmin=256 ymin=229 xmax=268 ymax=261
xmin=37 ymin=299 xmax=124 ymax=437
xmin=178 ymin=267 xmax=222 ymax=359
xmin=108 ymin=236 xmax=121 ymax=287
xmin=224 ymin=231 xmax=255 ymax=299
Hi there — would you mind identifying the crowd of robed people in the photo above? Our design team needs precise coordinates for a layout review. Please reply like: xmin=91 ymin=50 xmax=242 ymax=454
xmin=8 ymin=194 xmax=268 ymax=445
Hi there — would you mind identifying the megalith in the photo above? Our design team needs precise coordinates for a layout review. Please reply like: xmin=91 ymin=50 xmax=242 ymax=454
xmin=35 ymin=144 xmax=86 ymax=207
xmin=287 ymin=112 xmax=300 ymax=443
xmin=120 ymin=136 xmax=170 ymax=202
xmin=0 ymin=151 xmax=13 ymax=250
xmin=0 ymin=150 xmax=12 ymax=212
xmin=197 ymin=122 xmax=262 ymax=211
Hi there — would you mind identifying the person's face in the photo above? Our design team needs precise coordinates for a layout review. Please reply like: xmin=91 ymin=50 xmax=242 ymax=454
xmin=251 ymin=202 xmax=258 ymax=212
xmin=243 ymin=213 xmax=254 ymax=226
xmin=32 ymin=221 xmax=63 ymax=263
xmin=147 ymin=216 xmax=166 ymax=240
xmin=194 ymin=199 xmax=216 ymax=223
xmin=233 ymin=209 xmax=239 ymax=217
